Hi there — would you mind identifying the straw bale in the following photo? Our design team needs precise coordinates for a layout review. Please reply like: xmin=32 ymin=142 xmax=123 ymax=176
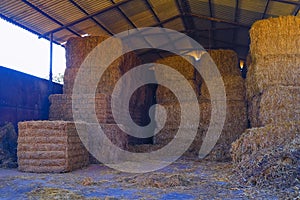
xmin=153 ymin=126 xmax=242 ymax=161
xmin=201 ymin=75 xmax=245 ymax=101
xmin=207 ymin=49 xmax=241 ymax=76
xmin=156 ymin=80 xmax=200 ymax=104
xmin=18 ymin=165 xmax=66 ymax=173
xmin=155 ymin=100 xmax=247 ymax=133
xmin=63 ymin=64 xmax=122 ymax=95
xmin=155 ymin=101 xmax=200 ymax=130
xmin=250 ymin=16 xmax=300 ymax=58
xmin=231 ymin=121 xmax=300 ymax=189
xmin=66 ymin=36 xmax=110 ymax=69
xmin=231 ymin=121 xmax=300 ymax=163
xmin=18 ymin=121 xmax=89 ymax=173
xmin=246 ymin=55 xmax=300 ymax=99
xmin=18 ymin=159 xmax=66 ymax=166
xmin=199 ymin=100 xmax=247 ymax=132
xmin=155 ymin=55 xmax=200 ymax=81
xmin=246 ymin=53 xmax=252 ymax=68
xmin=248 ymin=86 xmax=300 ymax=127
xmin=49 ymin=94 xmax=113 ymax=123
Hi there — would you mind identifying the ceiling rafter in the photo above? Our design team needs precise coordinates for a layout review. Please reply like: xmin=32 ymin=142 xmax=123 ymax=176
xmin=144 ymin=0 xmax=162 ymax=27
xmin=40 ymin=0 xmax=133 ymax=38
xmin=292 ymin=3 xmax=300 ymax=15
xmin=232 ymin=0 xmax=240 ymax=49
xmin=262 ymin=0 xmax=271 ymax=19
xmin=208 ymin=0 xmax=216 ymax=48
xmin=68 ymin=0 xmax=113 ymax=35
xmin=271 ymin=0 xmax=300 ymax=5
xmin=21 ymin=0 xmax=81 ymax=38
xmin=110 ymin=0 xmax=163 ymax=58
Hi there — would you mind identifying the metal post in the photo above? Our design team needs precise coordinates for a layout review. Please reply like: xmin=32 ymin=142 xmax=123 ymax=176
xmin=49 ymin=33 xmax=53 ymax=83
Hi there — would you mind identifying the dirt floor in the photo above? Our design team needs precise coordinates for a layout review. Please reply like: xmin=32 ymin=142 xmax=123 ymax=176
xmin=0 ymin=159 xmax=296 ymax=199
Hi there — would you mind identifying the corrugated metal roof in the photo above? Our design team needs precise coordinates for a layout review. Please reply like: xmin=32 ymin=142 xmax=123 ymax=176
xmin=0 ymin=0 xmax=299 ymax=60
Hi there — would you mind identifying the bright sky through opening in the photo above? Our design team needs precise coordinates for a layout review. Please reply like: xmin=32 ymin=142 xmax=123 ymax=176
xmin=0 ymin=18 xmax=66 ymax=80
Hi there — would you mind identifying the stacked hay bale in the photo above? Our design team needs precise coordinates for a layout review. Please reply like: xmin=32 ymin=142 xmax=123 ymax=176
xmin=18 ymin=121 xmax=89 ymax=172
xmin=231 ymin=16 xmax=300 ymax=189
xmin=153 ymin=56 xmax=201 ymax=150
xmin=199 ymin=50 xmax=247 ymax=161
xmin=153 ymin=52 xmax=247 ymax=161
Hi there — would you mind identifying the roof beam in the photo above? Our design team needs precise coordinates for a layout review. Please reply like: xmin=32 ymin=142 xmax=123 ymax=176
xmin=149 ymin=14 xmax=250 ymax=29
xmin=271 ymin=0 xmax=300 ymax=5
xmin=110 ymin=0 xmax=160 ymax=50
xmin=40 ymin=0 xmax=133 ymax=38
xmin=292 ymin=4 xmax=300 ymax=15
xmin=68 ymin=0 xmax=113 ymax=35
xmin=184 ymin=13 xmax=250 ymax=28
xmin=144 ymin=0 xmax=162 ymax=27
xmin=181 ymin=30 xmax=249 ymax=48
xmin=208 ymin=0 xmax=216 ymax=48
xmin=262 ymin=0 xmax=271 ymax=19
xmin=175 ymin=0 xmax=195 ymax=35
xmin=232 ymin=0 xmax=240 ymax=47
xmin=21 ymin=0 xmax=81 ymax=38
xmin=110 ymin=0 xmax=135 ymax=28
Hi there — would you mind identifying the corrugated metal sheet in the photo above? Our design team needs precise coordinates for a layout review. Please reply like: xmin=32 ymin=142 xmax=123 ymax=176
xmin=0 ymin=0 xmax=298 ymax=59
xmin=149 ymin=0 xmax=179 ymax=21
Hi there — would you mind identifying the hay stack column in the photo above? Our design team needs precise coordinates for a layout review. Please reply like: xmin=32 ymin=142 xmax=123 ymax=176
xmin=231 ymin=16 xmax=300 ymax=189
xmin=18 ymin=36 xmax=153 ymax=172
xmin=199 ymin=50 xmax=247 ymax=161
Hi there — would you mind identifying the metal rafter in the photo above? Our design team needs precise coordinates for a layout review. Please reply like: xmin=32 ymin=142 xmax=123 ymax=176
xmin=232 ymin=0 xmax=239 ymax=48
xmin=68 ymin=0 xmax=113 ymax=35
xmin=208 ymin=0 xmax=216 ymax=48
xmin=175 ymin=0 xmax=195 ymax=36
xmin=40 ymin=0 xmax=133 ymax=38
xmin=262 ymin=0 xmax=271 ymax=19
xmin=181 ymin=30 xmax=249 ymax=48
xmin=110 ymin=0 xmax=163 ymax=58
xmin=292 ymin=2 xmax=300 ymax=15
xmin=110 ymin=0 xmax=135 ymax=28
xmin=21 ymin=0 xmax=81 ymax=38
xmin=144 ymin=0 xmax=162 ymax=27
xmin=271 ymin=0 xmax=300 ymax=5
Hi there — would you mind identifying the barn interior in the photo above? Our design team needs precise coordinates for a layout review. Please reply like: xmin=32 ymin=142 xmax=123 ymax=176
xmin=0 ymin=0 xmax=299 ymax=199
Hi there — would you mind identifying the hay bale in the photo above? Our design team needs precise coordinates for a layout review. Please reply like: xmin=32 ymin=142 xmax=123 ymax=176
xmin=207 ymin=49 xmax=241 ymax=76
xmin=66 ymin=36 xmax=110 ymax=69
xmin=231 ymin=121 xmax=300 ymax=163
xmin=248 ymin=86 xmax=300 ymax=127
xmin=155 ymin=100 xmax=247 ymax=137
xmin=86 ymin=123 xmax=128 ymax=164
xmin=246 ymin=55 xmax=300 ymax=99
xmin=63 ymin=63 xmax=122 ymax=95
xmin=49 ymin=94 xmax=115 ymax=123
xmin=155 ymin=55 xmax=201 ymax=81
xmin=199 ymin=100 xmax=247 ymax=131
xmin=156 ymin=80 xmax=200 ymax=104
xmin=201 ymin=75 xmax=245 ymax=101
xmin=153 ymin=100 xmax=247 ymax=161
xmin=18 ymin=121 xmax=89 ymax=173
xmin=0 ymin=123 xmax=17 ymax=168
xmin=231 ymin=121 xmax=300 ymax=189
xmin=250 ymin=16 xmax=300 ymax=58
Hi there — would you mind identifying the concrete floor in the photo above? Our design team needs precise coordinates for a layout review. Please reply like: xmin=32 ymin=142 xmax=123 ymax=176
xmin=0 ymin=159 xmax=285 ymax=199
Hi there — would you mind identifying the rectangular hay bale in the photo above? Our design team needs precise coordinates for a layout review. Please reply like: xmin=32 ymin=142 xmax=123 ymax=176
xmin=248 ymin=86 xmax=300 ymax=127
xmin=18 ymin=121 xmax=89 ymax=173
